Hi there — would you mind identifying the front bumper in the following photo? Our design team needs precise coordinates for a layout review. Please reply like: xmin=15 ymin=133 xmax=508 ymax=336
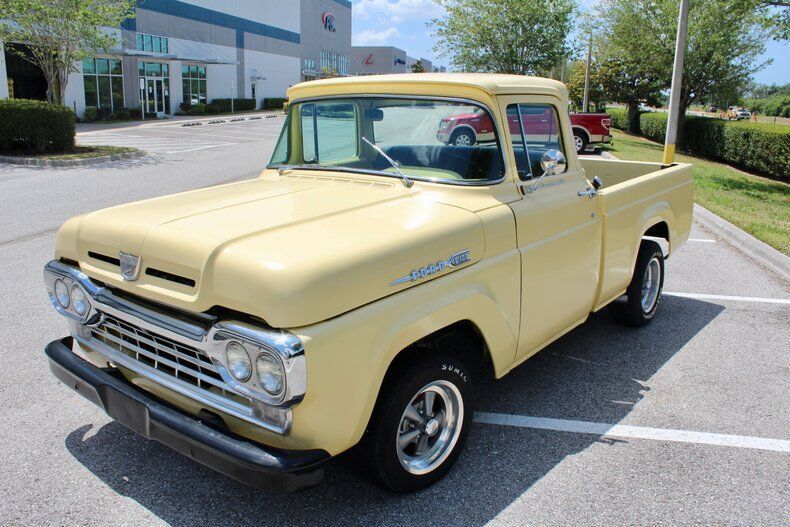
xmin=46 ymin=337 xmax=330 ymax=492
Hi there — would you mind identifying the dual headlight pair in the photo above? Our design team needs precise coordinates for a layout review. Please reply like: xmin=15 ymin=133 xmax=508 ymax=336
xmin=51 ymin=277 xmax=92 ymax=321
xmin=225 ymin=340 xmax=284 ymax=397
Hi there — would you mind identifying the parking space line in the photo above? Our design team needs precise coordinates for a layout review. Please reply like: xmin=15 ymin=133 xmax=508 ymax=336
xmin=165 ymin=144 xmax=233 ymax=153
xmin=688 ymin=238 xmax=716 ymax=243
xmin=664 ymin=292 xmax=790 ymax=304
xmin=474 ymin=412 xmax=790 ymax=453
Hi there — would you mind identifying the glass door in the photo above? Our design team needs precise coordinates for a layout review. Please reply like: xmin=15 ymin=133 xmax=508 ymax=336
xmin=144 ymin=78 xmax=168 ymax=116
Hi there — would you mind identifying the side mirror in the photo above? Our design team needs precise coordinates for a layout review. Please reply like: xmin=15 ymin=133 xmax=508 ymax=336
xmin=528 ymin=149 xmax=567 ymax=192
xmin=539 ymin=149 xmax=567 ymax=176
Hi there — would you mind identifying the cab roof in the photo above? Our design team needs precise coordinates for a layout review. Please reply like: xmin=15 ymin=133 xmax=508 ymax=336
xmin=287 ymin=73 xmax=568 ymax=102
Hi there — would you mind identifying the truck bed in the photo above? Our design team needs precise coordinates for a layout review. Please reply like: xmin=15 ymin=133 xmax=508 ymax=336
xmin=580 ymin=158 xmax=695 ymax=309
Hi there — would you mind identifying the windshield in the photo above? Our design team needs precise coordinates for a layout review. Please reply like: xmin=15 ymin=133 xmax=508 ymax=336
xmin=268 ymin=97 xmax=505 ymax=184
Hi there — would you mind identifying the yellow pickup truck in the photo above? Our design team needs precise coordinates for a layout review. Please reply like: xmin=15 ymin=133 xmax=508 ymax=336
xmin=43 ymin=74 xmax=693 ymax=493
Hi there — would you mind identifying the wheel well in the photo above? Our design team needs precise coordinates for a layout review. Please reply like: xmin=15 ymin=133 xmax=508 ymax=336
xmin=572 ymin=127 xmax=589 ymax=141
xmin=383 ymin=321 xmax=492 ymax=384
xmin=643 ymin=221 xmax=670 ymax=254
xmin=450 ymin=126 xmax=476 ymax=140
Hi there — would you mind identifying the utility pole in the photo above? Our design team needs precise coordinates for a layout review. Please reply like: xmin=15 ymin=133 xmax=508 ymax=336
xmin=663 ymin=0 xmax=690 ymax=165
xmin=582 ymin=35 xmax=592 ymax=113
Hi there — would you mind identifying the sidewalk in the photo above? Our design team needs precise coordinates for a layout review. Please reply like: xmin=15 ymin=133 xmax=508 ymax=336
xmin=76 ymin=109 xmax=283 ymax=133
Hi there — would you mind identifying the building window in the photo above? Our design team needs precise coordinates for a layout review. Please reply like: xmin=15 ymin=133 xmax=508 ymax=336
xmin=320 ymin=51 xmax=348 ymax=76
xmin=83 ymin=58 xmax=124 ymax=112
xmin=182 ymin=65 xmax=207 ymax=105
xmin=304 ymin=58 xmax=316 ymax=72
xmin=138 ymin=61 xmax=169 ymax=78
xmin=136 ymin=33 xmax=169 ymax=54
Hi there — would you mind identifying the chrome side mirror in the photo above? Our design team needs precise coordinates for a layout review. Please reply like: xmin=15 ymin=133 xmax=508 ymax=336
xmin=540 ymin=149 xmax=567 ymax=176
xmin=529 ymin=149 xmax=567 ymax=192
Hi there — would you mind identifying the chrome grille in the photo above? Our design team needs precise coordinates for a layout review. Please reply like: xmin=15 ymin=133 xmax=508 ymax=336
xmin=91 ymin=313 xmax=238 ymax=401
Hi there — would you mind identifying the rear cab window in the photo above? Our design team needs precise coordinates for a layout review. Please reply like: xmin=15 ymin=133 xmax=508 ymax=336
xmin=506 ymin=104 xmax=564 ymax=180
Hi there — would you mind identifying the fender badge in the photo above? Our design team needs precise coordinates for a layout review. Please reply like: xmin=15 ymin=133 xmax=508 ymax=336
xmin=390 ymin=250 xmax=471 ymax=287
xmin=119 ymin=252 xmax=142 ymax=281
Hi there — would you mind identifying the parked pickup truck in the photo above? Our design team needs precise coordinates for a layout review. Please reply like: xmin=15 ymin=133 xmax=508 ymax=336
xmin=437 ymin=106 xmax=612 ymax=154
xmin=43 ymin=73 xmax=693 ymax=493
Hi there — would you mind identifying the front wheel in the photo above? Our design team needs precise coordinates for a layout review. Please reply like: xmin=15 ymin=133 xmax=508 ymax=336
xmin=610 ymin=240 xmax=665 ymax=327
xmin=450 ymin=129 xmax=475 ymax=147
xmin=365 ymin=354 xmax=473 ymax=492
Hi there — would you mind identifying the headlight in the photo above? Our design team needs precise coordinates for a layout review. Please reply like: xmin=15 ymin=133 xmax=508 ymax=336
xmin=71 ymin=286 xmax=89 ymax=316
xmin=256 ymin=352 xmax=284 ymax=395
xmin=54 ymin=279 xmax=70 ymax=309
xmin=225 ymin=342 xmax=252 ymax=381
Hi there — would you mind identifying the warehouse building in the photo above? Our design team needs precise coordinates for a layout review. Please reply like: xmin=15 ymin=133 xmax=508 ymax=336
xmin=0 ymin=0 xmax=353 ymax=117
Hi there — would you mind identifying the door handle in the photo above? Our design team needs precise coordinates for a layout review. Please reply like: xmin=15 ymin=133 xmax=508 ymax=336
xmin=578 ymin=187 xmax=597 ymax=198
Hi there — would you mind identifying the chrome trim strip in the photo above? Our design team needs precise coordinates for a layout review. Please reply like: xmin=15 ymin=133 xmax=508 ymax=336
xmin=269 ymin=94 xmax=511 ymax=187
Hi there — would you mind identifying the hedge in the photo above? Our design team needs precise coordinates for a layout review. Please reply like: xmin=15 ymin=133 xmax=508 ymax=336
xmin=607 ymin=108 xmax=629 ymax=131
xmin=606 ymin=107 xmax=789 ymax=181
xmin=0 ymin=99 xmax=75 ymax=152
xmin=210 ymin=98 xmax=256 ymax=112
xmin=262 ymin=97 xmax=287 ymax=110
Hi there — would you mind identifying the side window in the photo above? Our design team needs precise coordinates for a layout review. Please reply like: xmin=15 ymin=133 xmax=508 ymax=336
xmin=506 ymin=103 xmax=564 ymax=180
xmin=300 ymin=102 xmax=358 ymax=164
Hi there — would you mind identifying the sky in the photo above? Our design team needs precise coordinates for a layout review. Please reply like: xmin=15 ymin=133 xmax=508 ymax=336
xmin=350 ymin=0 xmax=789 ymax=86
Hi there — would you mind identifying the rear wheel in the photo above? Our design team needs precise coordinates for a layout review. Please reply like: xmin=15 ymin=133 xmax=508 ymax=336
xmin=365 ymin=354 xmax=473 ymax=492
xmin=610 ymin=240 xmax=665 ymax=327
xmin=573 ymin=130 xmax=588 ymax=154
xmin=450 ymin=129 xmax=475 ymax=147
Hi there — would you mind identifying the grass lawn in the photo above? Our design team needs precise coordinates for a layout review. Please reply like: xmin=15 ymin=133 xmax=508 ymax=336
xmin=601 ymin=130 xmax=790 ymax=255
xmin=1 ymin=145 xmax=137 ymax=160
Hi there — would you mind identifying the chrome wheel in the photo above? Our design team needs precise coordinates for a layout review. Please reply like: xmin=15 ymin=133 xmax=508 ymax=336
xmin=396 ymin=380 xmax=464 ymax=475
xmin=641 ymin=256 xmax=661 ymax=312
xmin=454 ymin=133 xmax=472 ymax=146
xmin=574 ymin=134 xmax=584 ymax=152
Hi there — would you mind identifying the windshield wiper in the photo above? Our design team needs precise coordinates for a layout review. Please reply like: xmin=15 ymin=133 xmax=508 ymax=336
xmin=361 ymin=137 xmax=414 ymax=188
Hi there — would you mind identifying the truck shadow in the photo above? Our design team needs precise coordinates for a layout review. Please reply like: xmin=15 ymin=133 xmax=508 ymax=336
xmin=64 ymin=295 xmax=723 ymax=526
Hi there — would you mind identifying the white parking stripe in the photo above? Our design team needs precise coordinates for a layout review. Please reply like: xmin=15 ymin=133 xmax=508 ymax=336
xmin=688 ymin=238 xmax=716 ymax=243
xmin=165 ymin=144 xmax=233 ymax=153
xmin=664 ymin=292 xmax=790 ymax=304
xmin=474 ymin=412 xmax=790 ymax=453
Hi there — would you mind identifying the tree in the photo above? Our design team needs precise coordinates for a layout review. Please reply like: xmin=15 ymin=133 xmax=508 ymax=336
xmin=596 ymin=0 xmax=771 ymax=139
xmin=410 ymin=59 xmax=426 ymax=73
xmin=0 ymin=0 xmax=135 ymax=105
xmin=430 ymin=0 xmax=576 ymax=75
xmin=565 ymin=60 xmax=607 ymax=112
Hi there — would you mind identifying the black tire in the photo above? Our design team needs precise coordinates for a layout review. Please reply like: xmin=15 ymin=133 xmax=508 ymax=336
xmin=573 ymin=130 xmax=588 ymax=154
xmin=609 ymin=240 xmax=665 ymax=327
xmin=450 ymin=129 xmax=476 ymax=147
xmin=365 ymin=354 xmax=474 ymax=492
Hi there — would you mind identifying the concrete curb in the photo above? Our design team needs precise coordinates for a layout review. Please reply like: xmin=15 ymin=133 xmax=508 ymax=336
xmin=693 ymin=204 xmax=790 ymax=281
xmin=0 ymin=150 xmax=147 ymax=167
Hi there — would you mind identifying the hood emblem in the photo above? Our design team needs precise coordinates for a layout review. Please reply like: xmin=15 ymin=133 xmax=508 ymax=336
xmin=119 ymin=252 xmax=142 ymax=281
xmin=390 ymin=250 xmax=471 ymax=287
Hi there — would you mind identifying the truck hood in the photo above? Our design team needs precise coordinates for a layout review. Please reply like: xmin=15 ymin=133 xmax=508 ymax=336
xmin=61 ymin=173 xmax=485 ymax=328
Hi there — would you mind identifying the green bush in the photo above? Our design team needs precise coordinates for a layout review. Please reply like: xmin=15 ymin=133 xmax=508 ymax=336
xmin=205 ymin=104 xmax=221 ymax=114
xmin=185 ymin=103 xmax=206 ymax=115
xmin=210 ymin=98 xmax=256 ymax=112
xmin=262 ymin=97 xmax=287 ymax=110
xmin=83 ymin=106 xmax=98 ymax=122
xmin=639 ymin=112 xmax=668 ymax=143
xmin=746 ymin=95 xmax=790 ymax=117
xmin=607 ymin=108 xmax=629 ymax=130
xmin=684 ymin=119 xmax=789 ymax=182
xmin=0 ymin=99 xmax=75 ymax=152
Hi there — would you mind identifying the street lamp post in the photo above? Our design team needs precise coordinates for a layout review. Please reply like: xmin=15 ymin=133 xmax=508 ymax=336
xmin=582 ymin=35 xmax=592 ymax=113
xmin=663 ymin=0 xmax=690 ymax=165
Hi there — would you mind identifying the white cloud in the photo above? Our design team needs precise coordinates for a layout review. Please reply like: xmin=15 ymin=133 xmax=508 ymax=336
xmin=353 ymin=27 xmax=402 ymax=46
xmin=355 ymin=0 xmax=443 ymax=22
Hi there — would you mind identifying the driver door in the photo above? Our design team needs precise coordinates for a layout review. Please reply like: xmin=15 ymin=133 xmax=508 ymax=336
xmin=499 ymin=96 xmax=602 ymax=361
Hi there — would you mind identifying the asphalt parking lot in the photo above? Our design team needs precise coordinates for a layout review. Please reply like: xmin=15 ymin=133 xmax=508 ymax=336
xmin=77 ymin=114 xmax=285 ymax=156
xmin=0 ymin=122 xmax=788 ymax=526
